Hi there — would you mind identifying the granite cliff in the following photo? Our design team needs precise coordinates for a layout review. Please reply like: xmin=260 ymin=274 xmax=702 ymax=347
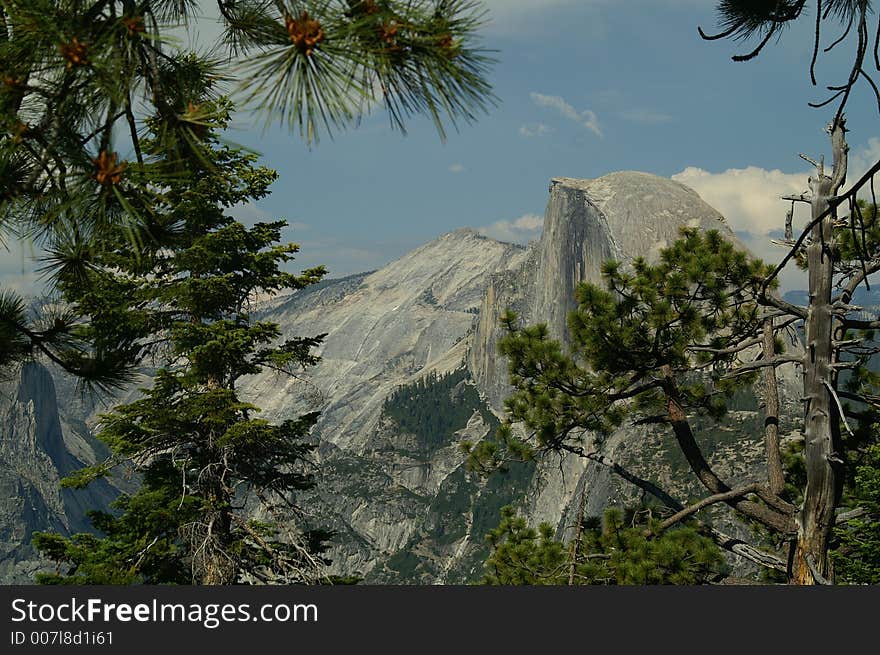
xmin=0 ymin=363 xmax=119 ymax=582
xmin=0 ymin=171 xmax=797 ymax=582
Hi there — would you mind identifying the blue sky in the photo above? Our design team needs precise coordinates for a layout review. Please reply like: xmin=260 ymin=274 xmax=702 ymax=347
xmin=5 ymin=1 xmax=880 ymax=292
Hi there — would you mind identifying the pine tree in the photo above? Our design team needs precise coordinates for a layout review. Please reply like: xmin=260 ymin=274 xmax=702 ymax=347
xmin=3 ymin=1 xmax=496 ymax=583
xmin=482 ymin=506 xmax=725 ymax=586
xmin=469 ymin=197 xmax=880 ymax=583
xmin=832 ymin=442 xmax=880 ymax=583
xmin=0 ymin=0 xmax=495 ymax=383
xmin=33 ymin=96 xmax=330 ymax=585
xmin=465 ymin=228 xmax=804 ymax=580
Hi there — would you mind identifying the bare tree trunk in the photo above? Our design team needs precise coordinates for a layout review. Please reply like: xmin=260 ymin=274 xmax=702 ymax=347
xmin=791 ymin=120 xmax=847 ymax=584
xmin=568 ymin=481 xmax=587 ymax=585
xmin=201 ymin=505 xmax=235 ymax=585
xmin=661 ymin=367 xmax=793 ymax=534
xmin=762 ymin=318 xmax=786 ymax=496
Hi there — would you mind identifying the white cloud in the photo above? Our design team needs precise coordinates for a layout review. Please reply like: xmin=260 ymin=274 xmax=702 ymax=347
xmin=621 ymin=108 xmax=672 ymax=125
xmin=530 ymin=93 xmax=602 ymax=138
xmin=449 ymin=163 xmax=466 ymax=174
xmin=672 ymin=165 xmax=809 ymax=236
xmin=846 ymin=137 xmax=880 ymax=189
xmin=519 ymin=123 xmax=554 ymax=138
xmin=670 ymin=165 xmax=816 ymax=292
xmin=479 ymin=213 xmax=544 ymax=244
xmin=672 ymin=138 xmax=880 ymax=237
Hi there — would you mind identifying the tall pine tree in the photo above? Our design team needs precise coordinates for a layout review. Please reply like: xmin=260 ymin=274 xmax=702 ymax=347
xmin=33 ymin=92 xmax=329 ymax=585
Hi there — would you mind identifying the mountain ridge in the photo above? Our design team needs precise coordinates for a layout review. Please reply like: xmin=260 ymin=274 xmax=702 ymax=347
xmin=0 ymin=170 xmax=795 ymax=583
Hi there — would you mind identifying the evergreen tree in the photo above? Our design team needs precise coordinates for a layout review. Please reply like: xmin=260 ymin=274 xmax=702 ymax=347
xmin=832 ymin=442 xmax=880 ymax=583
xmin=482 ymin=506 xmax=725 ymax=586
xmin=466 ymin=228 xmax=805 ymax=581
xmin=33 ymin=96 xmax=329 ymax=585
xmin=469 ymin=203 xmax=880 ymax=583
xmin=0 ymin=0 xmax=495 ymax=382
xmin=3 ymin=1 xmax=496 ymax=583
xmin=382 ymin=368 xmax=486 ymax=449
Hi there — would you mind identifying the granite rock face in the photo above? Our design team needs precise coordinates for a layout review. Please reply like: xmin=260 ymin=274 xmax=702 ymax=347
xmin=1 ymin=171 xmax=797 ymax=583
xmin=0 ymin=363 xmax=118 ymax=583
xmin=469 ymin=172 xmax=742 ymax=409
xmin=241 ymin=229 xmax=531 ymax=581
xmin=244 ymin=228 xmax=528 ymax=450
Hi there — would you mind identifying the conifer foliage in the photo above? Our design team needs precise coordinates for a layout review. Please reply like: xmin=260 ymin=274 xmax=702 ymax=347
xmin=382 ymin=368 xmax=486 ymax=449
xmin=0 ymin=0 xmax=495 ymax=385
xmin=2 ymin=0 xmax=496 ymax=585
xmin=33 ymin=98 xmax=330 ymax=585
xmin=482 ymin=506 xmax=724 ymax=586
xmin=467 ymin=229 xmax=803 ymax=580
xmin=467 ymin=229 xmax=777 ymax=467
xmin=832 ymin=442 xmax=880 ymax=583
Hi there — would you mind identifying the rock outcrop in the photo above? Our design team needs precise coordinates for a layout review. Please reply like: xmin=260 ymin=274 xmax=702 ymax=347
xmin=0 ymin=363 xmax=118 ymax=582
xmin=1 ymin=171 xmax=798 ymax=583
xmin=470 ymin=172 xmax=742 ymax=410
xmin=245 ymin=228 xmax=528 ymax=450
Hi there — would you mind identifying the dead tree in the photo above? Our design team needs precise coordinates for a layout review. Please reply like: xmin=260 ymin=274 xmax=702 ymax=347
xmin=763 ymin=116 xmax=880 ymax=583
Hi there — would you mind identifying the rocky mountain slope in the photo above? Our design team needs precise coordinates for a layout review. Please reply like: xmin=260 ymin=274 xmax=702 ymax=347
xmin=240 ymin=171 xmax=796 ymax=581
xmin=0 ymin=363 xmax=119 ymax=583
xmin=0 ymin=171 xmax=799 ymax=583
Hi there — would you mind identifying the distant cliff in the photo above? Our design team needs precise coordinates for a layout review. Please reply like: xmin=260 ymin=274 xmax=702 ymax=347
xmin=1 ymin=171 xmax=798 ymax=583
xmin=470 ymin=172 xmax=741 ymax=410
xmin=0 ymin=363 xmax=118 ymax=582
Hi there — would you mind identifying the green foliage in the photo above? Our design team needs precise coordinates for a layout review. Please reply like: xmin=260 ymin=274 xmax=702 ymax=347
xmin=482 ymin=506 xmax=725 ymax=585
xmin=34 ymin=104 xmax=329 ymax=585
xmin=34 ymin=459 xmax=201 ymax=585
xmin=832 ymin=442 xmax=880 ymax=584
xmin=383 ymin=368 xmax=485 ymax=450
xmin=0 ymin=0 xmax=495 ymax=383
xmin=237 ymin=0 xmax=497 ymax=141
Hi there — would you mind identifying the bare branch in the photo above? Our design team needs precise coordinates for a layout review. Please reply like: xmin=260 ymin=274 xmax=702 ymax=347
xmin=836 ymin=507 xmax=868 ymax=522
xmin=763 ymin=318 xmax=786 ymax=496
xmin=583 ymin=451 xmax=788 ymax=572
xmin=689 ymin=336 xmax=762 ymax=356
xmin=708 ymin=527 xmax=788 ymax=573
xmin=763 ymin=155 xmax=880 ymax=294
xmin=760 ymin=293 xmax=808 ymax=319
xmin=800 ymin=153 xmax=821 ymax=168
xmin=650 ymin=483 xmax=762 ymax=534
xmin=839 ymin=258 xmax=880 ymax=302
xmin=823 ymin=380 xmax=854 ymax=436
xmin=722 ymin=355 xmax=802 ymax=378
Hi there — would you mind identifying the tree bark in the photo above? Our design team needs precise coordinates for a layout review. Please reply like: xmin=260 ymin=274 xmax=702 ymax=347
xmin=762 ymin=318 xmax=786 ymax=495
xmin=568 ymin=481 xmax=587 ymax=585
xmin=791 ymin=121 xmax=847 ymax=584
xmin=661 ymin=367 xmax=794 ymax=535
